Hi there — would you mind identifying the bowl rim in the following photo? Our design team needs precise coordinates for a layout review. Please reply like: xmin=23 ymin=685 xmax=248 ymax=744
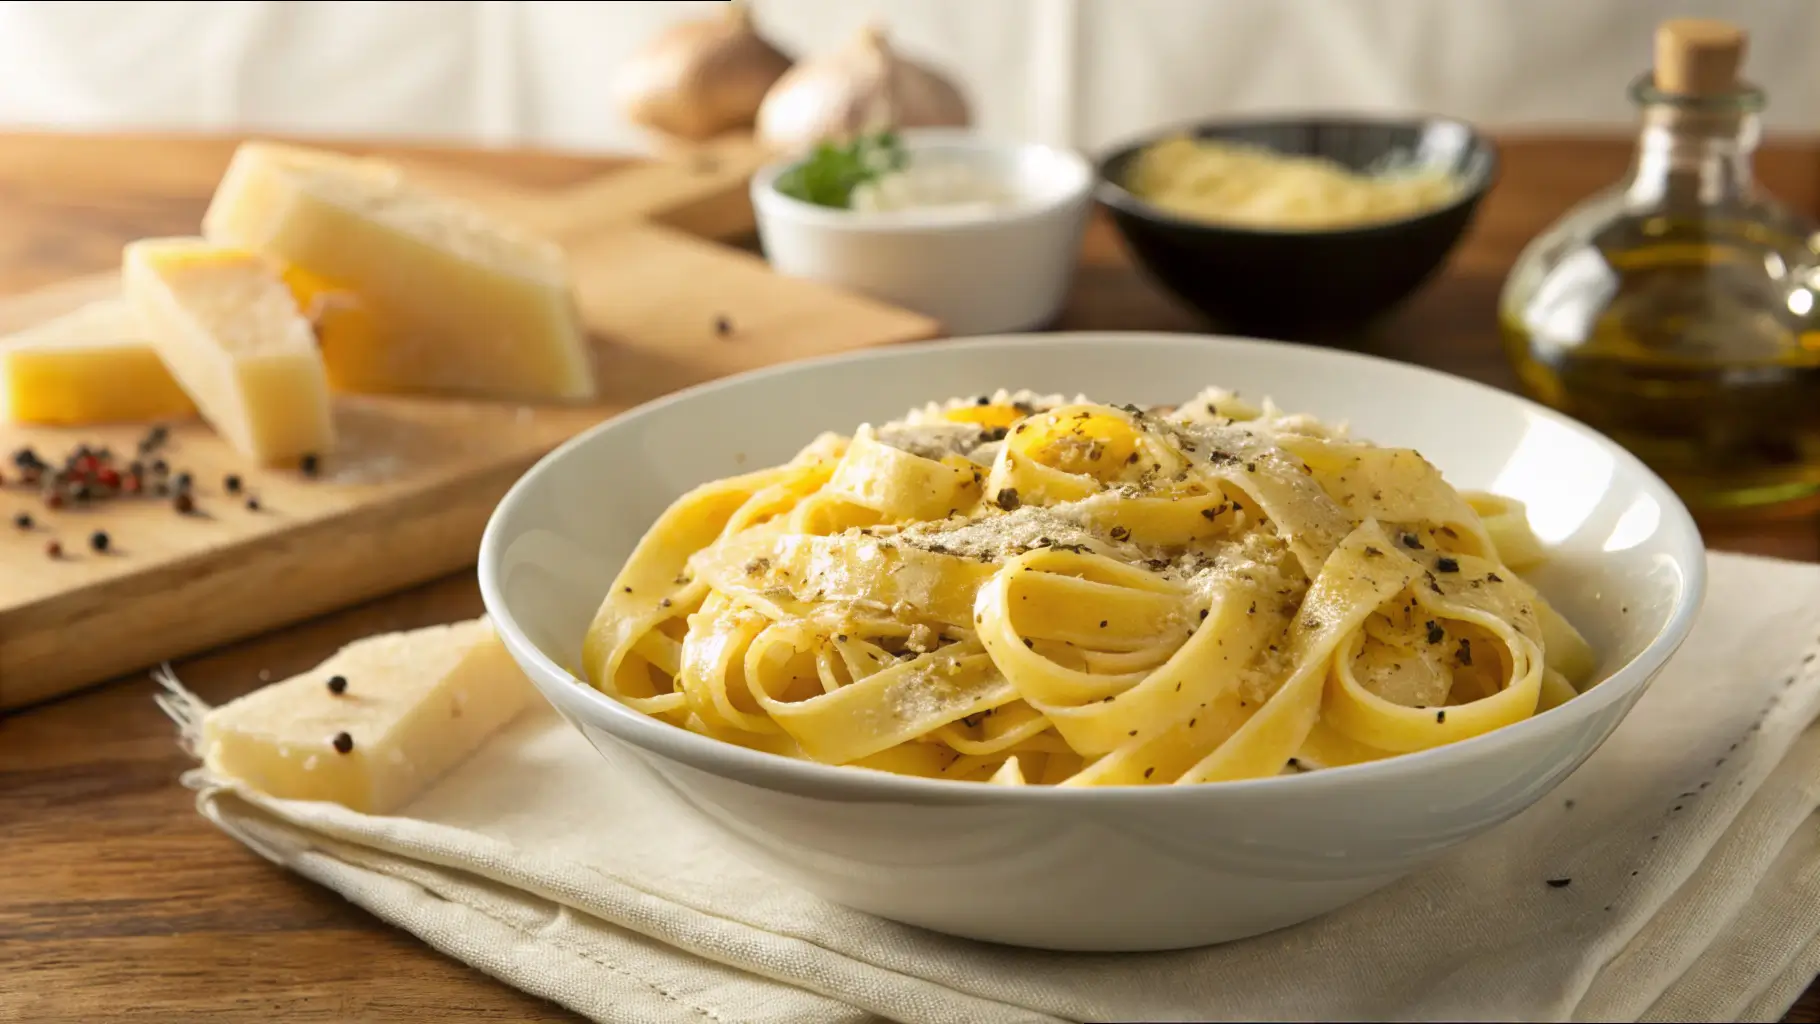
xmin=750 ymin=127 xmax=1095 ymax=235
xmin=479 ymin=331 xmax=1707 ymax=805
xmin=1092 ymin=112 xmax=1500 ymax=240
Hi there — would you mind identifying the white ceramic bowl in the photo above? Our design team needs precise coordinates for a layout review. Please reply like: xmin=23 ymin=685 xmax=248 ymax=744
xmin=750 ymin=129 xmax=1093 ymax=336
xmin=478 ymin=334 xmax=1705 ymax=952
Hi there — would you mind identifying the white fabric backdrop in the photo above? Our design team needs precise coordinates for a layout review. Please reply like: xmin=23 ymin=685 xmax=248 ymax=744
xmin=0 ymin=0 xmax=1811 ymax=153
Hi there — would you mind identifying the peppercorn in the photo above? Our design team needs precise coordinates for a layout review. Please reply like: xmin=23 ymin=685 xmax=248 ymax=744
xmin=326 ymin=674 xmax=348 ymax=695
xmin=331 ymin=731 xmax=354 ymax=754
xmin=173 ymin=492 xmax=195 ymax=515
xmin=12 ymin=512 xmax=30 ymax=530
xmin=150 ymin=458 xmax=169 ymax=476
xmin=713 ymin=314 xmax=733 ymax=336
xmin=89 ymin=530 xmax=110 ymax=553
xmin=245 ymin=496 xmax=261 ymax=512
xmin=299 ymin=452 xmax=321 ymax=477
xmin=223 ymin=474 xmax=242 ymax=494
xmin=173 ymin=471 xmax=193 ymax=492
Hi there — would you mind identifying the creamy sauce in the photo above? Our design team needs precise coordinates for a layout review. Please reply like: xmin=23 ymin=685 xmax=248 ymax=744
xmin=850 ymin=160 xmax=1019 ymax=215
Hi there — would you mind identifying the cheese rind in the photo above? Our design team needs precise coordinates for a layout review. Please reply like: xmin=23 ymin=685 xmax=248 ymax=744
xmin=0 ymin=298 xmax=197 ymax=424
xmin=202 ymin=142 xmax=596 ymax=402
xmin=123 ymin=238 xmax=335 ymax=465
xmin=201 ymin=618 xmax=534 ymax=814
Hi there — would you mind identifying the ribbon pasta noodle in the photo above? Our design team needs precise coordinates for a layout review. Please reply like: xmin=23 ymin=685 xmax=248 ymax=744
xmin=583 ymin=388 xmax=1595 ymax=787
xmin=1125 ymin=136 xmax=1463 ymax=230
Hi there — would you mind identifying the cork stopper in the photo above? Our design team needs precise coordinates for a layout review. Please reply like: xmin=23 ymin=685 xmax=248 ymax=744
xmin=1653 ymin=18 xmax=1747 ymax=96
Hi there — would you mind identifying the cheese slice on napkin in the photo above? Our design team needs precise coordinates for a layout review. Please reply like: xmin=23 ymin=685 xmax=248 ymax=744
xmin=175 ymin=618 xmax=535 ymax=815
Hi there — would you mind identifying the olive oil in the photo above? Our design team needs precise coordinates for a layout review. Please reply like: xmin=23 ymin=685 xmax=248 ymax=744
xmin=1500 ymin=19 xmax=1820 ymax=517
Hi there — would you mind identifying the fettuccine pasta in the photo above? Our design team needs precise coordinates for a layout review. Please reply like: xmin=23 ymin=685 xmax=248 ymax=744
xmin=583 ymin=388 xmax=1594 ymax=786
xmin=1125 ymin=136 xmax=1462 ymax=230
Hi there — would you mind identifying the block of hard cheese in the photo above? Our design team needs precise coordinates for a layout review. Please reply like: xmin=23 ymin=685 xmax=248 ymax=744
xmin=0 ymin=298 xmax=196 ymax=424
xmin=201 ymin=141 xmax=595 ymax=402
xmin=123 ymin=238 xmax=335 ymax=465
xmin=203 ymin=142 xmax=395 ymax=360
xmin=201 ymin=618 xmax=533 ymax=814
xmin=204 ymin=142 xmax=403 ymax=229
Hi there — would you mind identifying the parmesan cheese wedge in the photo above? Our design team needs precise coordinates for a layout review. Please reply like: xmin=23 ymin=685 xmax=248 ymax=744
xmin=0 ymin=298 xmax=196 ymax=424
xmin=201 ymin=619 xmax=534 ymax=814
xmin=206 ymin=141 xmax=403 ymax=215
xmin=202 ymin=141 xmax=596 ymax=402
xmin=123 ymin=237 xmax=335 ymax=465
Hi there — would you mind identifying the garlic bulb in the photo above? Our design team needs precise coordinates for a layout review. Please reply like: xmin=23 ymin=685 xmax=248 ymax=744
xmin=613 ymin=1 xmax=792 ymax=141
xmin=756 ymin=23 xmax=971 ymax=153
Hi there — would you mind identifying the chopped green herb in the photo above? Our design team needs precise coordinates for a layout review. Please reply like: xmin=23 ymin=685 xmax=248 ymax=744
xmin=772 ymin=131 xmax=908 ymax=209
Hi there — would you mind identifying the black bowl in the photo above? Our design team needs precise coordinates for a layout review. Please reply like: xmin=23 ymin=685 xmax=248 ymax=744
xmin=1095 ymin=115 xmax=1497 ymax=340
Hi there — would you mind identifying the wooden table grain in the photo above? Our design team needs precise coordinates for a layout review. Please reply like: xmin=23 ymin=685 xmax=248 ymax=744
xmin=1 ymin=133 xmax=1816 ymax=1023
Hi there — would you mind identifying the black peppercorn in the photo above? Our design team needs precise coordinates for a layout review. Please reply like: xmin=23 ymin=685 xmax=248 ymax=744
xmin=89 ymin=529 xmax=110 ymax=553
xmin=12 ymin=512 xmax=30 ymax=530
xmin=713 ymin=314 xmax=733 ymax=336
xmin=245 ymin=496 xmax=261 ymax=511
xmin=326 ymin=674 xmax=348 ymax=695
xmin=223 ymin=474 xmax=242 ymax=494
xmin=173 ymin=471 xmax=193 ymax=492
xmin=331 ymin=731 xmax=354 ymax=754
xmin=299 ymin=452 xmax=320 ymax=477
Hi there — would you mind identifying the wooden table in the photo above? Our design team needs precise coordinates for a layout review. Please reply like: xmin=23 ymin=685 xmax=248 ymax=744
xmin=2 ymin=134 xmax=1816 ymax=1023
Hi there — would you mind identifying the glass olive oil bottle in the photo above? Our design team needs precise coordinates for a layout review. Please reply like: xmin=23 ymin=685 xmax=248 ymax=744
xmin=1501 ymin=19 xmax=1820 ymax=517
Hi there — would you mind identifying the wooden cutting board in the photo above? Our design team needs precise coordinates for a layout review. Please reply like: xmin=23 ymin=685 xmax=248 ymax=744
xmin=0 ymin=136 xmax=941 ymax=709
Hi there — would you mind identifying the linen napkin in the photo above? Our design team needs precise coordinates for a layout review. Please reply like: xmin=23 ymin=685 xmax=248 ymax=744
xmin=167 ymin=551 xmax=1820 ymax=1023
